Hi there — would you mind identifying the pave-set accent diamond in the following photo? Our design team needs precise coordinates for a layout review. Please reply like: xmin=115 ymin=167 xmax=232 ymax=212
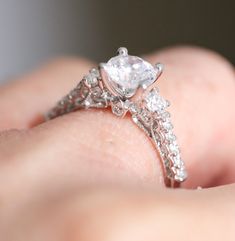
xmin=46 ymin=68 xmax=108 ymax=118
xmin=127 ymin=88 xmax=187 ymax=183
xmin=145 ymin=89 xmax=187 ymax=181
xmin=46 ymin=47 xmax=187 ymax=187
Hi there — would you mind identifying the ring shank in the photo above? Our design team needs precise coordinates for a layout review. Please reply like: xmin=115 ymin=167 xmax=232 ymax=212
xmin=46 ymin=67 xmax=187 ymax=188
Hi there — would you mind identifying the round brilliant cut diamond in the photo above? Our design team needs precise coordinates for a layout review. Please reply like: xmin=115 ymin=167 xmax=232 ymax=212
xmin=103 ymin=54 xmax=157 ymax=97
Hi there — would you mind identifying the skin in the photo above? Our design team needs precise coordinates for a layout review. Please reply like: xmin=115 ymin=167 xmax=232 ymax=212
xmin=0 ymin=46 xmax=235 ymax=241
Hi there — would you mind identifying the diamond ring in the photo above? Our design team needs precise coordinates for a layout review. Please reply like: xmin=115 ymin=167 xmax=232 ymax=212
xmin=46 ymin=47 xmax=187 ymax=187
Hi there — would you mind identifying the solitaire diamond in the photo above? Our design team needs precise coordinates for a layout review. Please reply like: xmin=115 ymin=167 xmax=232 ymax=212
xmin=102 ymin=52 xmax=157 ymax=98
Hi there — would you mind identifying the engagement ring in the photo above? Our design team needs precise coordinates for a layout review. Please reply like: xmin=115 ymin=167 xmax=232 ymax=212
xmin=46 ymin=47 xmax=187 ymax=187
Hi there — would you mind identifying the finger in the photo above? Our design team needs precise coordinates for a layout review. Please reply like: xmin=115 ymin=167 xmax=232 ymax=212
xmin=146 ymin=46 xmax=235 ymax=187
xmin=0 ymin=57 xmax=94 ymax=130
xmin=2 ymin=184 xmax=235 ymax=241
xmin=1 ymin=46 xmax=235 ymax=191
xmin=65 ymin=184 xmax=235 ymax=241
xmin=37 ymin=46 xmax=235 ymax=187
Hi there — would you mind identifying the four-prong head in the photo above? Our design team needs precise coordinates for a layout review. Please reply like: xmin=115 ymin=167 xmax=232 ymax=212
xmin=99 ymin=47 xmax=164 ymax=99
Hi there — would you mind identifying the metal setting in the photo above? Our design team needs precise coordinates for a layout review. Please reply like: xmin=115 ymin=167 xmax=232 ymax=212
xmin=46 ymin=47 xmax=187 ymax=187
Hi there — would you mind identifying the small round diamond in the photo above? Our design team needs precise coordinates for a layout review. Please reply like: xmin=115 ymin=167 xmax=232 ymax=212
xmin=90 ymin=68 xmax=100 ymax=78
xmin=145 ymin=89 xmax=169 ymax=113
xmin=171 ymin=155 xmax=182 ymax=167
xmin=169 ymin=142 xmax=180 ymax=155
xmin=165 ymin=131 xmax=176 ymax=142
xmin=85 ymin=74 xmax=98 ymax=86
xmin=174 ymin=168 xmax=187 ymax=182
xmin=162 ymin=121 xmax=173 ymax=131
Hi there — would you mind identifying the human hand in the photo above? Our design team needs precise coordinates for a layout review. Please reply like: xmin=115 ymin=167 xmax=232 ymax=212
xmin=0 ymin=46 xmax=235 ymax=240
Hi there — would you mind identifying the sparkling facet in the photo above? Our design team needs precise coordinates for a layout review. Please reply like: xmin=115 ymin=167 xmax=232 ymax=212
xmin=169 ymin=142 xmax=180 ymax=154
xmin=162 ymin=121 xmax=173 ymax=131
xmin=165 ymin=131 xmax=176 ymax=142
xmin=90 ymin=68 xmax=100 ymax=78
xmin=145 ymin=89 xmax=169 ymax=113
xmin=103 ymin=54 xmax=157 ymax=97
xmin=160 ymin=111 xmax=171 ymax=121
xmin=174 ymin=168 xmax=187 ymax=182
xmin=171 ymin=155 xmax=182 ymax=167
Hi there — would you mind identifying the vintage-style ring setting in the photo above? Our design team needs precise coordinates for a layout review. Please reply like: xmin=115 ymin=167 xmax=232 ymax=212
xmin=46 ymin=47 xmax=187 ymax=187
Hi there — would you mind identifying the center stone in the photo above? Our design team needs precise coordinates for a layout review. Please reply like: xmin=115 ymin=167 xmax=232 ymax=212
xmin=102 ymin=54 xmax=157 ymax=98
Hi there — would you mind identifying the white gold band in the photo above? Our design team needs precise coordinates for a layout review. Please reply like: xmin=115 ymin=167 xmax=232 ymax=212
xmin=46 ymin=48 xmax=187 ymax=187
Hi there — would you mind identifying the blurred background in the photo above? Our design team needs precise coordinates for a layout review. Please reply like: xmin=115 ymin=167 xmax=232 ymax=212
xmin=0 ymin=0 xmax=234 ymax=83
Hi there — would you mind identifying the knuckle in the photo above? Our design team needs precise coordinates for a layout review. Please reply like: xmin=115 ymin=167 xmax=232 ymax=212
xmin=156 ymin=46 xmax=235 ymax=100
xmin=171 ymin=46 xmax=234 ymax=90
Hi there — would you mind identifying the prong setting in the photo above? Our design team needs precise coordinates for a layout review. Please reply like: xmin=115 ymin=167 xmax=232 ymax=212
xmin=117 ymin=47 xmax=128 ymax=56
xmin=102 ymin=48 xmax=158 ymax=99
xmin=155 ymin=63 xmax=164 ymax=73
xmin=46 ymin=48 xmax=187 ymax=187
xmin=99 ymin=62 xmax=107 ymax=69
